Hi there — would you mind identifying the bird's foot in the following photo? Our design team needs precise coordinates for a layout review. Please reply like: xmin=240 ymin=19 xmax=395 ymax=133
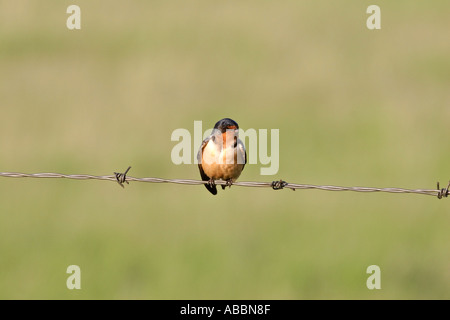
xmin=207 ymin=178 xmax=216 ymax=188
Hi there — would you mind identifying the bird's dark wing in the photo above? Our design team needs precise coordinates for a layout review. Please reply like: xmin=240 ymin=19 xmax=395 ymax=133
xmin=197 ymin=137 xmax=217 ymax=195
xmin=244 ymin=146 xmax=247 ymax=166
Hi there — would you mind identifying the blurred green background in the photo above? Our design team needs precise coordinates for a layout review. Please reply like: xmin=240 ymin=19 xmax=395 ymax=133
xmin=0 ymin=0 xmax=449 ymax=299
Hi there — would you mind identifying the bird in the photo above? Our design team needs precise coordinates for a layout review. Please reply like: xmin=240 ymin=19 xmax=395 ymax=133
xmin=197 ymin=118 xmax=247 ymax=195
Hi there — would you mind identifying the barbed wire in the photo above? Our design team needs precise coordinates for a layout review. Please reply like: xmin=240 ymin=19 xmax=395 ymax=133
xmin=0 ymin=167 xmax=449 ymax=199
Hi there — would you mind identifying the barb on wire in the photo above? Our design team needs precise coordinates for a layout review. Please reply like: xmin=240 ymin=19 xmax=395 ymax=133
xmin=271 ymin=179 xmax=289 ymax=190
xmin=114 ymin=166 xmax=131 ymax=188
xmin=0 ymin=167 xmax=448 ymax=200
xmin=437 ymin=181 xmax=450 ymax=199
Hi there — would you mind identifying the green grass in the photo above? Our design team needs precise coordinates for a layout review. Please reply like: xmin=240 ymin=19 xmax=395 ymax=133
xmin=0 ymin=0 xmax=449 ymax=299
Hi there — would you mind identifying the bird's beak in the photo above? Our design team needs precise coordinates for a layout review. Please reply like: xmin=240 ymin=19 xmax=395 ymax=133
xmin=225 ymin=125 xmax=239 ymax=136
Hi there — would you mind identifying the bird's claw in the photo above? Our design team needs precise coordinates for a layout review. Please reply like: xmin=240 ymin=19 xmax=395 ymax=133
xmin=208 ymin=178 xmax=216 ymax=187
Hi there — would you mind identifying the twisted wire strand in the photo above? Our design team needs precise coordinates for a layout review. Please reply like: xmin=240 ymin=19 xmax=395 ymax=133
xmin=0 ymin=168 xmax=448 ymax=199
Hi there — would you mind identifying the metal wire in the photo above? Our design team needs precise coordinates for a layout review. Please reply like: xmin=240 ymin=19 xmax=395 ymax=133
xmin=0 ymin=167 xmax=448 ymax=199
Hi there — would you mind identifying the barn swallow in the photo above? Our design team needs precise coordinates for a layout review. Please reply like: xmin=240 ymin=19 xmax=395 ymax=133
xmin=197 ymin=118 xmax=247 ymax=195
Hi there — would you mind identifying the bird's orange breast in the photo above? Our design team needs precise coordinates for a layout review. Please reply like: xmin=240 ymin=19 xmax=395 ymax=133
xmin=201 ymin=140 xmax=245 ymax=181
